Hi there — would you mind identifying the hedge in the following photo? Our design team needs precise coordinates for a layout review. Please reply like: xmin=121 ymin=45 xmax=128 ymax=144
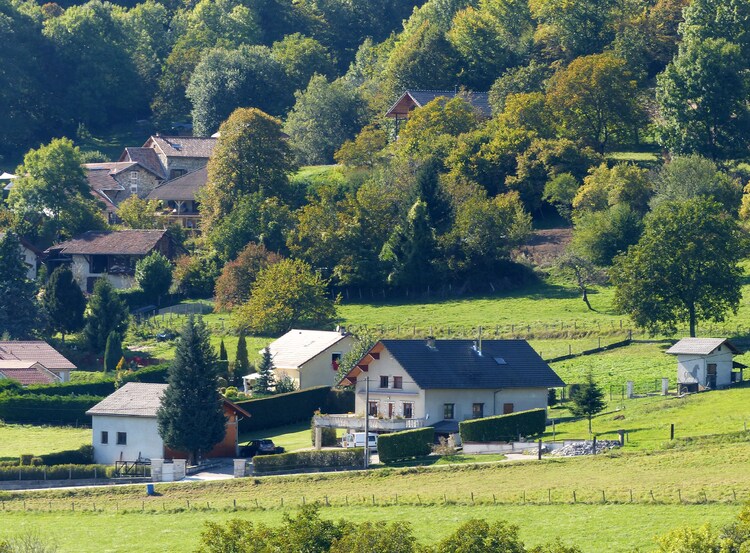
xmin=377 ymin=427 xmax=435 ymax=463
xmin=25 ymin=381 xmax=116 ymax=397
xmin=459 ymin=408 xmax=547 ymax=443
xmin=237 ymin=386 xmax=331 ymax=432
xmin=0 ymin=392 xmax=101 ymax=425
xmin=123 ymin=363 xmax=171 ymax=384
xmin=252 ymin=448 xmax=364 ymax=473
xmin=324 ymin=388 xmax=354 ymax=413
xmin=0 ymin=464 xmax=113 ymax=481
xmin=39 ymin=445 xmax=94 ymax=466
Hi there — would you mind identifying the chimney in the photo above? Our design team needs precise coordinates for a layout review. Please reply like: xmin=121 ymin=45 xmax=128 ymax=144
xmin=426 ymin=336 xmax=436 ymax=350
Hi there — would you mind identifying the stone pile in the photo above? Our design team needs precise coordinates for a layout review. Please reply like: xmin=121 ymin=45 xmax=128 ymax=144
xmin=550 ymin=440 xmax=621 ymax=456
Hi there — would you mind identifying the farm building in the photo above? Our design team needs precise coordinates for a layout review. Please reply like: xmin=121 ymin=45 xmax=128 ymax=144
xmin=86 ymin=383 xmax=250 ymax=465
xmin=323 ymin=338 xmax=564 ymax=435
xmin=243 ymin=329 xmax=355 ymax=392
xmin=666 ymin=338 xmax=744 ymax=393
xmin=0 ymin=341 xmax=76 ymax=382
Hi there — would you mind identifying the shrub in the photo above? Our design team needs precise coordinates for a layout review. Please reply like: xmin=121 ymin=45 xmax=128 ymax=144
xmin=459 ymin=409 xmax=547 ymax=443
xmin=25 ymin=380 xmax=116 ymax=397
xmin=311 ymin=422 xmax=338 ymax=447
xmin=252 ymin=448 xmax=364 ymax=473
xmin=377 ymin=427 xmax=435 ymax=464
xmin=236 ymin=386 xmax=332 ymax=432
xmin=122 ymin=363 xmax=171 ymax=384
xmin=0 ymin=393 xmax=101 ymax=425
xmin=39 ymin=445 xmax=93 ymax=465
xmin=0 ymin=464 xmax=113 ymax=481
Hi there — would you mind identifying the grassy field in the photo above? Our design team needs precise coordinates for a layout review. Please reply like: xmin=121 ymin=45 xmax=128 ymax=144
xmin=0 ymin=424 xmax=90 ymax=459
xmin=239 ymin=421 xmax=316 ymax=452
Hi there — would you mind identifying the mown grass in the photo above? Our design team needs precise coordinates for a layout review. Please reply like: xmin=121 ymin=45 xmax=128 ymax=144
xmin=239 ymin=421 xmax=316 ymax=452
xmin=0 ymin=424 xmax=90 ymax=459
xmin=0 ymin=503 xmax=741 ymax=553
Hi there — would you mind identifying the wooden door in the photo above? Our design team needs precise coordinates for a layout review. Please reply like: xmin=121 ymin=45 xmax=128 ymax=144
xmin=503 ymin=403 xmax=514 ymax=414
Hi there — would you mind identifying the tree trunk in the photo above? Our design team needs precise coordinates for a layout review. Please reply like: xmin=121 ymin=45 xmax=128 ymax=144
xmin=582 ymin=287 xmax=594 ymax=311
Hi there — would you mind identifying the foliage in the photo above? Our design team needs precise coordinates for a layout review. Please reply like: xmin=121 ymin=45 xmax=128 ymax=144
xmin=0 ymin=393 xmax=101 ymax=425
xmin=115 ymin=196 xmax=164 ymax=229
xmin=334 ymin=123 xmax=388 ymax=168
xmin=0 ymin=232 xmax=43 ymax=339
xmin=0 ymin=463 xmax=113 ymax=482
xmin=134 ymin=251 xmax=172 ymax=304
xmin=311 ymin=423 xmax=338 ymax=447
xmin=336 ymin=331 xmax=378 ymax=384
xmin=568 ymin=370 xmax=605 ymax=434
xmin=611 ymin=198 xmax=745 ymax=336
xmin=103 ymin=331 xmax=122 ymax=373
xmin=554 ymin=252 xmax=603 ymax=311
xmin=572 ymin=205 xmax=644 ymax=267
xmin=329 ymin=521 xmax=419 ymax=553
xmin=271 ymin=33 xmax=335 ymax=92
xmin=490 ymin=60 xmax=550 ymax=113
xmin=171 ymin=255 xmax=220 ymax=298
xmin=572 ymin=162 xmax=652 ymax=217
xmin=233 ymin=259 xmax=337 ymax=335
xmin=43 ymin=266 xmax=86 ymax=342
xmin=39 ymin=444 xmax=93 ymax=466
xmin=235 ymin=386 xmax=336 ymax=432
xmin=275 ymin=375 xmax=297 ymax=394
xmin=156 ymin=316 xmax=226 ymax=463
xmin=377 ymin=427 xmax=435 ymax=463
xmin=83 ymin=278 xmax=129 ymax=354
xmin=252 ymin=448 xmax=364 ymax=472
xmin=431 ymin=519 xmax=526 ymax=553
xmin=235 ymin=329 xmax=251 ymax=376
xmin=459 ymin=409 xmax=547 ymax=442
xmin=543 ymin=173 xmax=578 ymax=221
xmin=214 ymin=242 xmax=282 ymax=311
xmin=252 ymin=347 xmax=276 ymax=396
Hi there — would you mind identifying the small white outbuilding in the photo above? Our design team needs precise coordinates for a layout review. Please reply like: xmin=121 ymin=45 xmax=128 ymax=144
xmin=666 ymin=338 xmax=744 ymax=393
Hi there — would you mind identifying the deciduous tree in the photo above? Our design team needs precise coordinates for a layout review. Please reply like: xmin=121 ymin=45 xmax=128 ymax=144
xmin=0 ymin=232 xmax=43 ymax=339
xmin=215 ymin=242 xmax=283 ymax=311
xmin=116 ymin=196 xmax=164 ymax=229
xmin=135 ymin=251 xmax=172 ymax=305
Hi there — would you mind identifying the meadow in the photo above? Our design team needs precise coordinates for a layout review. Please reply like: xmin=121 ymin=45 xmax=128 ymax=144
xmin=0 ymin=424 xmax=90 ymax=459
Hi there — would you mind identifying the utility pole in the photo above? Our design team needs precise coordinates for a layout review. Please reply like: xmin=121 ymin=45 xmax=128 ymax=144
xmin=364 ymin=376 xmax=370 ymax=470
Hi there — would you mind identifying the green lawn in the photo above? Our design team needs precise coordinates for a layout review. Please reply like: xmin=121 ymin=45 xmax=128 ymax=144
xmin=240 ymin=421 xmax=317 ymax=452
xmin=0 ymin=424 xmax=90 ymax=459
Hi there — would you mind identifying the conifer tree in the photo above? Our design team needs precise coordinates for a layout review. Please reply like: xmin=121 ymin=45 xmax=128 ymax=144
xmin=219 ymin=339 xmax=228 ymax=362
xmin=0 ymin=231 xmax=43 ymax=339
xmin=43 ymin=265 xmax=86 ymax=343
xmin=253 ymin=347 xmax=276 ymax=395
xmin=157 ymin=316 xmax=226 ymax=464
xmin=83 ymin=278 xmax=129 ymax=354
xmin=235 ymin=330 xmax=251 ymax=374
xmin=103 ymin=331 xmax=123 ymax=373
xmin=569 ymin=370 xmax=606 ymax=434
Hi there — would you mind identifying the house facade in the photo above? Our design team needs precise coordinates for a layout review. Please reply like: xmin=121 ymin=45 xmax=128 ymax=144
xmin=0 ymin=341 xmax=76 ymax=382
xmin=45 ymin=229 xmax=180 ymax=293
xmin=329 ymin=338 xmax=563 ymax=434
xmin=86 ymin=383 xmax=250 ymax=465
xmin=243 ymin=330 xmax=355 ymax=392
xmin=146 ymin=167 xmax=206 ymax=233
xmin=134 ymin=136 xmax=216 ymax=180
xmin=667 ymin=338 xmax=743 ymax=392
xmin=85 ymin=161 xmax=164 ymax=210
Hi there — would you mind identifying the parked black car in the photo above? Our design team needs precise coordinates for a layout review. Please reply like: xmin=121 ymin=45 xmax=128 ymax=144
xmin=241 ymin=439 xmax=284 ymax=457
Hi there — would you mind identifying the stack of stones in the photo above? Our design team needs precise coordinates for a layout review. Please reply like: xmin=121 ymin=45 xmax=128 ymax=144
xmin=551 ymin=440 xmax=621 ymax=456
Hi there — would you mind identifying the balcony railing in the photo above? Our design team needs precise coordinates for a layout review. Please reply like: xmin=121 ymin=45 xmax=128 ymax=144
xmin=314 ymin=414 xmax=427 ymax=432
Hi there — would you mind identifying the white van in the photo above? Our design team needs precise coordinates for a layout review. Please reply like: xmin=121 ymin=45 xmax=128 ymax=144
xmin=341 ymin=432 xmax=378 ymax=451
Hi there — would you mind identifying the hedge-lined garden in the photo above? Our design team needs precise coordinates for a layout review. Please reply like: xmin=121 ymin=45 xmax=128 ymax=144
xmin=459 ymin=409 xmax=547 ymax=442
xmin=377 ymin=427 xmax=435 ymax=463
xmin=252 ymin=448 xmax=364 ymax=473
xmin=237 ymin=387 xmax=354 ymax=432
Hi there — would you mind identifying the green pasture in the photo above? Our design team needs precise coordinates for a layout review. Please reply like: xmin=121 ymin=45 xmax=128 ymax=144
xmin=0 ymin=424 xmax=90 ymax=459
xmin=0 ymin=503 xmax=740 ymax=553
xmin=240 ymin=421 xmax=317 ymax=452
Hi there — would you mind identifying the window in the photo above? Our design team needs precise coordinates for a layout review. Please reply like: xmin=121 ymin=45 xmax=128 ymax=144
xmin=129 ymin=171 xmax=138 ymax=194
xmin=443 ymin=403 xmax=455 ymax=420
xmin=393 ymin=376 xmax=403 ymax=389
xmin=472 ymin=403 xmax=484 ymax=419
xmin=387 ymin=402 xmax=395 ymax=418
xmin=368 ymin=401 xmax=378 ymax=417
xmin=169 ymin=169 xmax=187 ymax=179
xmin=379 ymin=375 xmax=389 ymax=388
xmin=331 ymin=352 xmax=341 ymax=371
xmin=403 ymin=402 xmax=414 ymax=419
xmin=116 ymin=432 xmax=127 ymax=445
xmin=101 ymin=431 xmax=108 ymax=444
xmin=503 ymin=403 xmax=514 ymax=415
xmin=90 ymin=255 xmax=107 ymax=274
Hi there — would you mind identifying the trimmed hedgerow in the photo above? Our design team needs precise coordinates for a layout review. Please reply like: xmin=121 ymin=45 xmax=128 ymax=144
xmin=25 ymin=381 xmax=116 ymax=397
xmin=237 ymin=386 xmax=332 ymax=432
xmin=39 ymin=445 xmax=94 ymax=466
xmin=0 ymin=464 xmax=113 ymax=481
xmin=377 ymin=427 xmax=435 ymax=463
xmin=253 ymin=448 xmax=364 ymax=473
xmin=0 ymin=393 xmax=101 ymax=425
xmin=459 ymin=408 xmax=547 ymax=443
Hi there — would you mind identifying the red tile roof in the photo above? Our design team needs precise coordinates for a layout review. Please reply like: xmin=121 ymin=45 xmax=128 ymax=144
xmin=0 ymin=362 xmax=61 ymax=385
xmin=0 ymin=341 xmax=76 ymax=370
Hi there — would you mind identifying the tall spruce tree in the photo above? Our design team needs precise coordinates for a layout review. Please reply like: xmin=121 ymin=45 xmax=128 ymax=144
xmin=569 ymin=370 xmax=606 ymax=434
xmin=219 ymin=339 xmax=228 ymax=362
xmin=157 ymin=316 xmax=226 ymax=464
xmin=84 ymin=278 xmax=129 ymax=354
xmin=235 ymin=330 xmax=251 ymax=375
xmin=103 ymin=331 xmax=123 ymax=373
xmin=253 ymin=346 xmax=276 ymax=395
xmin=0 ymin=232 xmax=42 ymax=339
xmin=43 ymin=266 xmax=86 ymax=343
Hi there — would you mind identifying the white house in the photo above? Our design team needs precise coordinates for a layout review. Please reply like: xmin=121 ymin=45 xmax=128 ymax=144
xmin=666 ymin=337 xmax=743 ymax=393
xmin=243 ymin=329 xmax=355 ymax=392
xmin=326 ymin=338 xmax=564 ymax=435
xmin=0 ymin=341 xmax=76 ymax=382
xmin=86 ymin=383 xmax=250 ymax=465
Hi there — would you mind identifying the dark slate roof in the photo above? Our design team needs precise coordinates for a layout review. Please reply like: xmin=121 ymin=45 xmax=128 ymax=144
xmin=146 ymin=136 xmax=216 ymax=159
xmin=118 ymin=148 xmax=166 ymax=179
xmin=147 ymin=167 xmax=206 ymax=202
xmin=387 ymin=90 xmax=491 ymax=118
xmin=380 ymin=339 xmax=564 ymax=389
xmin=45 ymin=230 xmax=168 ymax=256
xmin=84 ymin=163 xmax=129 ymax=192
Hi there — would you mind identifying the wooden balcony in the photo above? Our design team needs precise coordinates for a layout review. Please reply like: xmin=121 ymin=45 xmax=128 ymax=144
xmin=313 ymin=414 xmax=427 ymax=432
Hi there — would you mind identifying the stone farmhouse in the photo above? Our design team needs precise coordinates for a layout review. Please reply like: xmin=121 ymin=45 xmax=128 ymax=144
xmin=86 ymin=383 xmax=250 ymax=465
xmin=45 ymin=229 xmax=181 ymax=293
xmin=319 ymin=338 xmax=563 ymax=436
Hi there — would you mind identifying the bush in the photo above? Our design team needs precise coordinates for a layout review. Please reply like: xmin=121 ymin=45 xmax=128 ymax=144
xmin=311 ymin=422 xmax=338 ymax=447
xmin=236 ymin=386 xmax=333 ymax=432
xmin=39 ymin=445 xmax=93 ymax=465
xmin=0 ymin=393 xmax=101 ymax=425
xmin=25 ymin=380 xmax=116 ymax=397
xmin=459 ymin=409 xmax=547 ymax=443
xmin=377 ymin=427 xmax=435 ymax=464
xmin=0 ymin=464 xmax=113 ymax=481
xmin=122 ymin=363 xmax=170 ymax=384
xmin=252 ymin=448 xmax=364 ymax=473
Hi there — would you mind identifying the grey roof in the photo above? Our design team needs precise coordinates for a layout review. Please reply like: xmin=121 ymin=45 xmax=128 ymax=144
xmin=86 ymin=382 xmax=167 ymax=417
xmin=666 ymin=338 xmax=740 ymax=356
xmin=379 ymin=339 xmax=564 ymax=389
xmin=147 ymin=167 xmax=206 ymax=202
xmin=147 ymin=136 xmax=216 ymax=159
xmin=387 ymin=90 xmax=491 ymax=118
xmin=45 ymin=230 xmax=168 ymax=256
xmin=266 ymin=329 xmax=350 ymax=369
